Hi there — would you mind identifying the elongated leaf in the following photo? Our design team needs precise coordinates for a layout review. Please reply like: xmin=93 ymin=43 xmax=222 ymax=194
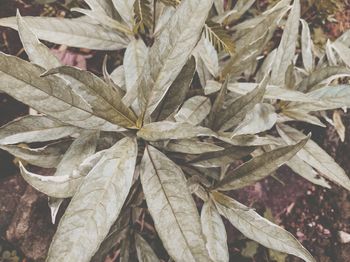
xmin=0 ymin=16 xmax=128 ymax=50
xmin=209 ymin=78 xmax=229 ymax=129
xmin=0 ymin=53 xmax=120 ymax=131
xmin=281 ymin=109 xmax=326 ymax=127
xmin=189 ymin=146 xmax=254 ymax=168
xmin=175 ymin=96 xmax=211 ymax=125
xmin=16 ymin=11 xmax=61 ymax=70
xmin=135 ymin=234 xmax=160 ymax=262
xmin=201 ymin=200 xmax=229 ymax=262
xmin=300 ymin=19 xmax=314 ymax=72
xmin=124 ymin=39 xmax=148 ymax=92
xmin=195 ymin=36 xmax=219 ymax=77
xmin=138 ymin=0 xmax=214 ymax=120
xmin=296 ymin=66 xmax=350 ymax=92
xmin=46 ymin=137 xmax=138 ymax=262
xmin=18 ymin=149 xmax=106 ymax=199
xmin=43 ymin=66 xmax=138 ymax=129
xmin=277 ymin=124 xmax=350 ymax=191
xmin=218 ymin=77 xmax=267 ymax=131
xmin=48 ymin=131 xmax=99 ymax=222
xmin=112 ymin=0 xmax=135 ymax=28
xmin=137 ymin=121 xmax=215 ymax=141
xmin=271 ymin=0 xmax=300 ymax=86
xmin=215 ymin=136 xmax=309 ymax=190
xmin=140 ymin=145 xmax=211 ymax=261
xmin=0 ymin=116 xmax=79 ymax=145
xmin=0 ymin=140 xmax=71 ymax=168
xmin=228 ymin=82 xmax=319 ymax=103
xmin=84 ymin=0 xmax=116 ymax=18
xmin=212 ymin=192 xmax=315 ymax=262
xmin=71 ymin=8 xmax=132 ymax=35
xmin=232 ymin=103 xmax=277 ymax=136
xmin=164 ymin=139 xmax=224 ymax=154
xmin=152 ymin=57 xmax=196 ymax=121
xmin=332 ymin=41 xmax=350 ymax=68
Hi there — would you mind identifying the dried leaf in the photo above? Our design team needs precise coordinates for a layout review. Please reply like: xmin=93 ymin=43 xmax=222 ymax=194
xmin=175 ymin=96 xmax=211 ymax=125
xmin=135 ymin=234 xmax=160 ymax=262
xmin=134 ymin=0 xmax=153 ymax=32
xmin=204 ymin=21 xmax=235 ymax=55
xmin=301 ymin=19 xmax=314 ymax=72
xmin=333 ymin=110 xmax=345 ymax=142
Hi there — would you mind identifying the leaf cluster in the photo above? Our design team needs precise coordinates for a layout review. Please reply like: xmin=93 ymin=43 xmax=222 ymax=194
xmin=0 ymin=0 xmax=350 ymax=261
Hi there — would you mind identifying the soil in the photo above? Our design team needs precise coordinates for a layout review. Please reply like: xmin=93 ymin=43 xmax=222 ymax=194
xmin=0 ymin=1 xmax=349 ymax=262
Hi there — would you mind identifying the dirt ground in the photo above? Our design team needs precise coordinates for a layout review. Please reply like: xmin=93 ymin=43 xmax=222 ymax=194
xmin=0 ymin=0 xmax=349 ymax=261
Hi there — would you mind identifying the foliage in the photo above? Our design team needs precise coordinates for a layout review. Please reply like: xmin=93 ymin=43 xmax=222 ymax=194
xmin=0 ymin=0 xmax=350 ymax=261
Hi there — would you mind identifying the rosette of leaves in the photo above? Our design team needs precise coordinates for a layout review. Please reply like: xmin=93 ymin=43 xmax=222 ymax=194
xmin=1 ymin=0 xmax=350 ymax=261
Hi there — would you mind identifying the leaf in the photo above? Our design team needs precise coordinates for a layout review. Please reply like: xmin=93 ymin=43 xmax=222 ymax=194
xmin=270 ymin=0 xmax=300 ymax=86
xmin=152 ymin=57 xmax=196 ymax=121
xmin=43 ymin=66 xmax=138 ymax=129
xmin=0 ymin=53 xmax=121 ymax=131
xmin=204 ymin=21 xmax=235 ymax=55
xmin=0 ymin=116 xmax=80 ymax=145
xmin=212 ymin=192 xmax=316 ymax=262
xmin=16 ymin=11 xmax=61 ymax=70
xmin=19 ymin=149 xmax=106 ymax=199
xmin=112 ymin=0 xmax=135 ymax=28
xmin=213 ymin=0 xmax=255 ymax=24
xmin=228 ymin=82 xmax=318 ymax=103
xmin=201 ymin=200 xmax=229 ymax=262
xmin=124 ymin=38 xmax=148 ymax=92
xmin=84 ymin=0 xmax=117 ymax=18
xmin=195 ymin=36 xmax=219 ymax=77
xmin=215 ymin=135 xmax=309 ymax=191
xmin=135 ymin=234 xmax=160 ymax=262
xmin=0 ymin=16 xmax=128 ymax=50
xmin=333 ymin=110 xmax=345 ymax=142
xmin=71 ymin=8 xmax=132 ymax=35
xmin=48 ymin=131 xmax=99 ymax=222
xmin=137 ymin=0 xmax=214 ymax=121
xmin=110 ymin=65 xmax=126 ymax=90
xmin=232 ymin=103 xmax=277 ymax=136
xmin=140 ymin=145 xmax=211 ymax=261
xmin=277 ymin=124 xmax=350 ymax=191
xmin=300 ymin=19 xmax=314 ymax=72
xmin=46 ymin=137 xmax=138 ymax=262
xmin=137 ymin=121 xmax=215 ymax=141
xmin=175 ymin=96 xmax=211 ymax=125
xmin=332 ymin=41 xmax=350 ymax=68
xmin=163 ymin=139 xmax=224 ymax=154
xmin=0 ymin=140 xmax=71 ymax=168
xmin=217 ymin=76 xmax=267 ymax=131
xmin=188 ymin=146 xmax=254 ymax=168
xmin=208 ymin=77 xmax=229 ymax=129
xmin=159 ymin=0 xmax=181 ymax=7
xmin=133 ymin=0 xmax=153 ymax=32
xmin=281 ymin=109 xmax=326 ymax=127
xmin=287 ymin=155 xmax=331 ymax=188
xmin=296 ymin=66 xmax=350 ymax=92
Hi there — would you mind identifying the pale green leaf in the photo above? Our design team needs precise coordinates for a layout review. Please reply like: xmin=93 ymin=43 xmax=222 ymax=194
xmin=43 ymin=66 xmax=138 ymax=129
xmin=124 ymin=38 xmax=148 ymax=92
xmin=301 ymin=19 xmax=314 ymax=72
xmin=0 ymin=16 xmax=128 ymax=50
xmin=271 ymin=0 xmax=300 ymax=86
xmin=201 ymin=200 xmax=229 ymax=262
xmin=175 ymin=96 xmax=211 ymax=125
xmin=195 ymin=36 xmax=219 ymax=77
xmin=137 ymin=0 xmax=214 ymax=120
xmin=277 ymin=124 xmax=350 ymax=191
xmin=0 ymin=116 xmax=80 ymax=145
xmin=0 ymin=53 xmax=121 ymax=131
xmin=215 ymin=135 xmax=309 ymax=190
xmin=281 ymin=109 xmax=326 ymax=127
xmin=135 ymin=234 xmax=160 ymax=262
xmin=84 ymin=0 xmax=116 ymax=18
xmin=0 ymin=140 xmax=71 ymax=168
xmin=112 ymin=0 xmax=135 ymax=28
xmin=164 ymin=139 xmax=224 ymax=154
xmin=232 ymin=103 xmax=277 ymax=136
xmin=140 ymin=145 xmax=211 ymax=262
xmin=332 ymin=41 xmax=350 ymax=68
xmin=46 ymin=137 xmax=138 ymax=262
xmin=137 ymin=121 xmax=215 ymax=141
xmin=212 ymin=192 xmax=315 ymax=262
xmin=16 ymin=11 xmax=61 ymax=70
